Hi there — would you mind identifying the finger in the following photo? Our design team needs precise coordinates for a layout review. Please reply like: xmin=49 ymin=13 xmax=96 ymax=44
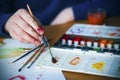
xmin=14 ymin=23 xmax=37 ymax=44
xmin=16 ymin=27 xmax=41 ymax=45
xmin=14 ymin=15 xmax=40 ymax=41
xmin=17 ymin=9 xmax=40 ymax=32
xmin=8 ymin=28 xmax=30 ymax=43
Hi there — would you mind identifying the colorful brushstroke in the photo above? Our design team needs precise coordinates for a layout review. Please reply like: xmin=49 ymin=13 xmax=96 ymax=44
xmin=0 ymin=48 xmax=28 ymax=59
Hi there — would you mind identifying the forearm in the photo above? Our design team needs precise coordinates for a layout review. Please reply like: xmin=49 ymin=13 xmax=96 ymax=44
xmin=51 ymin=7 xmax=74 ymax=25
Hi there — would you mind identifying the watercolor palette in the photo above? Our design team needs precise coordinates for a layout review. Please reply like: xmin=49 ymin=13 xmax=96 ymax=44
xmin=37 ymin=24 xmax=120 ymax=78
xmin=54 ymin=24 xmax=120 ymax=55
xmin=65 ymin=24 xmax=120 ymax=39
xmin=37 ymin=47 xmax=120 ymax=78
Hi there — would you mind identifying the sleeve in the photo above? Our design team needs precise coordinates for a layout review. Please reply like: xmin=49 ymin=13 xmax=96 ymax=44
xmin=0 ymin=0 xmax=14 ymax=37
xmin=0 ymin=13 xmax=11 ymax=37
xmin=72 ymin=0 xmax=120 ymax=20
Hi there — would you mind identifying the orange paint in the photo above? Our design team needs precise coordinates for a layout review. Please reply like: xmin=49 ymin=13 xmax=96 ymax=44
xmin=101 ymin=39 xmax=107 ymax=43
xmin=100 ymin=39 xmax=107 ymax=48
xmin=69 ymin=57 xmax=80 ymax=65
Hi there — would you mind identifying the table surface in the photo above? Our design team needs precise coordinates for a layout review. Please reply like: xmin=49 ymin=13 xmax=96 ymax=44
xmin=0 ymin=16 xmax=120 ymax=80
xmin=44 ymin=16 xmax=120 ymax=80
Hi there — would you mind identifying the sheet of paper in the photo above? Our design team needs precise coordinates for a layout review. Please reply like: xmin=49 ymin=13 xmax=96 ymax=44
xmin=0 ymin=38 xmax=66 ymax=80
xmin=0 ymin=56 xmax=66 ymax=80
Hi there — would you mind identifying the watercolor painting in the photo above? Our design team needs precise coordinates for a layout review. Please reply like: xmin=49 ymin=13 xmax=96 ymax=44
xmin=0 ymin=48 xmax=30 ymax=59
xmin=0 ymin=38 xmax=35 ymax=59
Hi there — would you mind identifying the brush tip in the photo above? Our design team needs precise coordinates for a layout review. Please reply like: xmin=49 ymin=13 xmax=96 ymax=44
xmin=18 ymin=68 xmax=22 ymax=72
xmin=12 ymin=60 xmax=16 ymax=63
xmin=52 ymin=58 xmax=57 ymax=64
xmin=27 ymin=66 xmax=30 ymax=68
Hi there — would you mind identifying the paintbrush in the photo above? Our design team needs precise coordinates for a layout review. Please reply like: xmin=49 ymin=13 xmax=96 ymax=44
xmin=27 ymin=45 xmax=46 ymax=68
xmin=12 ymin=43 xmax=44 ymax=63
xmin=42 ymin=35 xmax=57 ymax=63
xmin=18 ymin=47 xmax=42 ymax=72
xmin=27 ymin=4 xmax=57 ymax=63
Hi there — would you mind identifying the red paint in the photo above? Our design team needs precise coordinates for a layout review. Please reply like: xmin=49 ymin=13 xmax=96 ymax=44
xmin=63 ymin=35 xmax=69 ymax=40
xmin=73 ymin=36 xmax=81 ymax=42
xmin=9 ymin=75 xmax=26 ymax=80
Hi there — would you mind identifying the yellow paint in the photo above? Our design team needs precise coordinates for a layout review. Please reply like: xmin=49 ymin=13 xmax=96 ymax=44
xmin=92 ymin=62 xmax=105 ymax=71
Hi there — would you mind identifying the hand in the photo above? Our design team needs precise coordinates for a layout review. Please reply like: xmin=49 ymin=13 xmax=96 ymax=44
xmin=51 ymin=7 xmax=74 ymax=25
xmin=4 ymin=9 xmax=44 ymax=46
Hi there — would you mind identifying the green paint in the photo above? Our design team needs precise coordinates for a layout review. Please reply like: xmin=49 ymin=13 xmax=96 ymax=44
xmin=0 ymin=48 xmax=25 ymax=59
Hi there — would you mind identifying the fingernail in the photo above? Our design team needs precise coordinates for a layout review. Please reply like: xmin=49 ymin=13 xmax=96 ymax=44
xmin=37 ymin=26 xmax=44 ymax=32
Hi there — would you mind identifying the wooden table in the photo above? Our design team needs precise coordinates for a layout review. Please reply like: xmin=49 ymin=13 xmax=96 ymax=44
xmin=45 ymin=16 xmax=120 ymax=80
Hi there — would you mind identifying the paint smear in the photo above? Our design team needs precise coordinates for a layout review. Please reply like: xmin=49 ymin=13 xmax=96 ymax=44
xmin=69 ymin=57 xmax=80 ymax=65
xmin=9 ymin=75 xmax=26 ymax=80
xmin=92 ymin=62 xmax=105 ymax=71
xmin=0 ymin=48 xmax=25 ymax=59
